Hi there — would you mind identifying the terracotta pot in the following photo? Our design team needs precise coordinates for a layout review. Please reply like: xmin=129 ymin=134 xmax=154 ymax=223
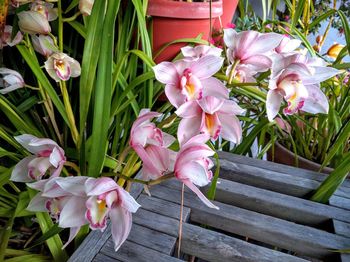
xmin=147 ymin=0 xmax=223 ymax=63
xmin=213 ymin=0 xmax=239 ymax=30
xmin=267 ymin=141 xmax=334 ymax=174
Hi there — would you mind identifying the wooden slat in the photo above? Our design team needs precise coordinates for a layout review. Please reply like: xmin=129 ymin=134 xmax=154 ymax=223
xmin=207 ymin=178 xmax=350 ymax=224
xmin=93 ymin=253 xmax=121 ymax=262
xmin=134 ymin=206 xmax=307 ymax=262
xmin=218 ymin=157 xmax=350 ymax=200
xmin=127 ymin=224 xmax=176 ymax=254
xmin=148 ymin=184 xmax=350 ymax=259
xmin=218 ymin=151 xmax=350 ymax=189
xmin=100 ymin=239 xmax=182 ymax=262
xmin=330 ymin=196 xmax=350 ymax=211
xmin=334 ymin=220 xmax=350 ymax=239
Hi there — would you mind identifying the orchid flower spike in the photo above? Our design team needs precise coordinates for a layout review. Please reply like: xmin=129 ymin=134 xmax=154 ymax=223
xmin=0 ymin=68 xmax=25 ymax=94
xmin=27 ymin=176 xmax=90 ymax=249
xmin=18 ymin=11 xmax=51 ymax=35
xmin=266 ymin=54 xmax=340 ymax=121
xmin=130 ymin=109 xmax=176 ymax=180
xmin=153 ymin=55 xmax=227 ymax=108
xmin=176 ymin=96 xmax=244 ymax=145
xmin=10 ymin=134 xmax=66 ymax=182
xmin=85 ymin=177 xmax=140 ymax=251
xmin=174 ymin=134 xmax=218 ymax=209
xmin=44 ymin=52 xmax=81 ymax=82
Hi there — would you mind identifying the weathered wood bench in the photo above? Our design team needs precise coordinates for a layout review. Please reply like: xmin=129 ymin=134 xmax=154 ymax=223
xmin=69 ymin=152 xmax=350 ymax=262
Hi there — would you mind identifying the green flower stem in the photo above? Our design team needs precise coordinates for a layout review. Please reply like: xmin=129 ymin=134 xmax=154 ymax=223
xmin=62 ymin=11 xmax=81 ymax=23
xmin=58 ymin=0 xmax=63 ymax=51
xmin=106 ymin=172 xmax=175 ymax=187
xmin=227 ymin=59 xmax=240 ymax=84
xmin=59 ymin=81 xmax=79 ymax=145
xmin=64 ymin=161 xmax=81 ymax=175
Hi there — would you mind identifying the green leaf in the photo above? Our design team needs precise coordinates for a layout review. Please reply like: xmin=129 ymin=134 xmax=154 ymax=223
xmin=26 ymin=224 xmax=64 ymax=249
xmin=309 ymin=9 xmax=336 ymax=30
xmin=311 ymin=152 xmax=350 ymax=203
xmin=292 ymin=0 xmax=306 ymax=28
xmin=338 ymin=10 xmax=350 ymax=55
xmin=65 ymin=0 xmax=79 ymax=13
xmin=67 ymin=21 xmax=87 ymax=39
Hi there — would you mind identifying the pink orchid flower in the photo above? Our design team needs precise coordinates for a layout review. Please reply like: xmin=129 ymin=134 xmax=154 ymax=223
xmin=130 ymin=109 xmax=176 ymax=180
xmin=32 ymin=35 xmax=57 ymax=57
xmin=31 ymin=0 xmax=58 ymax=21
xmin=10 ymin=134 xmax=66 ymax=182
xmin=223 ymin=29 xmax=283 ymax=73
xmin=174 ymin=134 xmax=218 ymax=209
xmin=181 ymin=45 xmax=222 ymax=61
xmin=44 ymin=52 xmax=81 ymax=82
xmin=79 ymin=0 xmax=95 ymax=16
xmin=176 ymin=96 xmax=244 ymax=145
xmin=1 ymin=25 xmax=23 ymax=48
xmin=0 ymin=68 xmax=25 ymax=94
xmin=85 ymin=177 xmax=140 ymax=251
xmin=275 ymin=35 xmax=301 ymax=54
xmin=18 ymin=11 xmax=51 ymax=35
xmin=153 ymin=55 xmax=227 ymax=108
xmin=27 ymin=176 xmax=89 ymax=249
xmin=266 ymin=54 xmax=340 ymax=121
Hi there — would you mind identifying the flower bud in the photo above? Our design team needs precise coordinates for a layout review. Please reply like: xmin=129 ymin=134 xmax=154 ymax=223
xmin=79 ymin=0 xmax=94 ymax=16
xmin=327 ymin=43 xmax=345 ymax=59
xmin=18 ymin=11 xmax=51 ymax=35
xmin=312 ymin=44 xmax=321 ymax=53
xmin=316 ymin=35 xmax=323 ymax=44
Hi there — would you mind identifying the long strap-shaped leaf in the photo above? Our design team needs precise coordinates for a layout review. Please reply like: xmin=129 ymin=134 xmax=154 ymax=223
xmin=88 ymin=0 xmax=120 ymax=177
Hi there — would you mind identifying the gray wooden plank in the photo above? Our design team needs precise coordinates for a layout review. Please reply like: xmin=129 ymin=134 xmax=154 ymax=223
xmin=100 ymin=239 xmax=182 ymax=262
xmin=68 ymin=178 xmax=144 ymax=262
xmin=137 ymin=193 xmax=191 ymax=221
xmin=218 ymin=157 xmax=350 ymax=200
xmin=128 ymin=224 xmax=177 ymax=254
xmin=93 ymin=253 xmax=121 ymax=262
xmin=330 ymin=195 xmax=350 ymax=211
xmin=218 ymin=151 xmax=350 ymax=188
xmin=134 ymin=207 xmax=308 ymax=262
xmin=205 ymin=178 xmax=350 ymax=224
xmin=148 ymin=184 xmax=350 ymax=259
xmin=334 ymin=220 xmax=350 ymax=238
xmin=341 ymin=254 xmax=350 ymax=262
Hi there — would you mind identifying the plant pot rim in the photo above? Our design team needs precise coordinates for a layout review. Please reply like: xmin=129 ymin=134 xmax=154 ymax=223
xmin=147 ymin=0 xmax=223 ymax=19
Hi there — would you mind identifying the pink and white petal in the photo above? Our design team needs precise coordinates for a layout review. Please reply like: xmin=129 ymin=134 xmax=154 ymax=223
xmin=190 ymin=55 xmax=224 ymax=79
xmin=62 ymin=227 xmax=81 ymax=250
xmin=133 ymin=145 xmax=161 ymax=176
xmin=177 ymin=161 xmax=210 ymax=186
xmin=110 ymin=207 xmax=132 ymax=251
xmin=202 ymin=77 xmax=229 ymax=99
xmin=302 ymin=66 xmax=340 ymax=85
xmin=168 ymin=149 xmax=177 ymax=172
xmin=26 ymin=178 xmax=49 ymax=191
xmin=132 ymin=111 xmax=161 ymax=132
xmin=144 ymin=145 xmax=171 ymax=175
xmin=27 ymin=136 xmax=59 ymax=153
xmin=56 ymin=177 xmax=88 ymax=196
xmin=242 ymin=55 xmax=272 ymax=72
xmin=200 ymin=112 xmax=222 ymax=140
xmin=14 ymin=134 xmax=38 ymax=153
xmin=69 ymin=59 xmax=81 ymax=77
xmin=234 ymin=31 xmax=260 ymax=59
xmin=10 ymin=155 xmax=36 ymax=182
xmin=42 ymin=178 xmax=68 ymax=197
xmin=28 ymin=157 xmax=52 ymax=180
xmin=218 ymin=114 xmax=242 ymax=144
xmin=49 ymin=147 xmax=65 ymax=168
xmin=50 ymin=163 xmax=64 ymax=178
xmin=177 ymin=116 xmax=201 ymax=146
xmin=182 ymin=133 xmax=210 ymax=146
xmin=117 ymin=188 xmax=141 ymax=213
xmin=247 ymin=32 xmax=283 ymax=56
xmin=197 ymin=96 xmax=224 ymax=115
xmin=183 ymin=180 xmax=219 ymax=209
xmin=85 ymin=196 xmax=109 ymax=230
xmin=165 ymin=83 xmax=185 ymax=108
xmin=59 ymin=196 xmax=88 ymax=228
xmin=176 ymin=144 xmax=214 ymax=169
xmin=162 ymin=132 xmax=176 ymax=148
xmin=85 ymin=177 xmax=119 ymax=196
xmin=302 ymin=85 xmax=329 ymax=114
xmin=153 ymin=62 xmax=179 ymax=85
xmin=175 ymin=100 xmax=202 ymax=118
xmin=181 ymin=46 xmax=197 ymax=58
xmin=266 ymin=90 xmax=283 ymax=122
xmin=219 ymin=100 xmax=245 ymax=115
xmin=223 ymin=28 xmax=238 ymax=49
xmin=26 ymin=194 xmax=48 ymax=212
xmin=131 ymin=125 xmax=155 ymax=147
xmin=279 ymin=39 xmax=301 ymax=53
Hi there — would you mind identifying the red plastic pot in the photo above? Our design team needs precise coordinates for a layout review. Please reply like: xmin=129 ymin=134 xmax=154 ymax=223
xmin=147 ymin=0 xmax=223 ymax=63
xmin=214 ymin=0 xmax=239 ymax=30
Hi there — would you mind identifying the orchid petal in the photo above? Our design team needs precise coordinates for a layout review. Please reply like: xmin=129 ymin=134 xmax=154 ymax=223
xmin=62 ymin=227 xmax=81 ymax=249
xmin=175 ymin=100 xmax=201 ymax=118
xmin=26 ymin=194 xmax=48 ymax=212
xmin=223 ymin=28 xmax=238 ymax=49
xmin=165 ymin=83 xmax=184 ymax=108
xmin=10 ymin=156 xmax=36 ymax=182
xmin=242 ymin=55 xmax=272 ymax=72
xmin=200 ymin=112 xmax=222 ymax=140
xmin=55 ymin=177 xmax=88 ymax=196
xmin=162 ymin=132 xmax=176 ymax=148
xmin=153 ymin=62 xmax=179 ymax=85
xmin=197 ymin=96 xmax=224 ymax=115
xmin=302 ymin=66 xmax=340 ymax=85
xmin=86 ymin=195 xmax=109 ymax=230
xmin=49 ymin=147 xmax=65 ymax=168
xmin=133 ymin=145 xmax=162 ymax=177
xmin=266 ymin=90 xmax=283 ymax=121
xmin=183 ymin=180 xmax=219 ymax=209
xmin=219 ymin=100 xmax=245 ymax=115
xmin=218 ymin=114 xmax=242 ymax=144
xmin=246 ymin=32 xmax=283 ymax=56
xmin=59 ymin=196 xmax=88 ymax=228
xmin=117 ymin=188 xmax=141 ymax=213
xmin=177 ymin=116 xmax=201 ymax=146
xmin=178 ymin=161 xmax=211 ymax=187
xmin=110 ymin=207 xmax=132 ymax=251
xmin=302 ymin=85 xmax=329 ymax=114
xmin=202 ymin=77 xmax=229 ymax=99
xmin=190 ymin=55 xmax=223 ymax=79
xmin=85 ymin=177 xmax=118 ymax=196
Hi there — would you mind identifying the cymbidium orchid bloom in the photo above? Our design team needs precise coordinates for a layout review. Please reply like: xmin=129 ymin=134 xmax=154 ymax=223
xmin=0 ymin=68 xmax=25 ymax=94
xmin=10 ymin=134 xmax=66 ymax=182
xmin=44 ymin=52 xmax=81 ymax=82
xmin=223 ymin=29 xmax=283 ymax=73
xmin=153 ymin=55 xmax=227 ymax=108
xmin=176 ymin=96 xmax=244 ymax=145
xmin=18 ymin=11 xmax=51 ymax=35
xmin=85 ymin=177 xmax=140 ymax=251
xmin=79 ymin=0 xmax=95 ymax=16
xmin=181 ymin=45 xmax=222 ymax=61
xmin=174 ymin=134 xmax=218 ymax=209
xmin=27 ymin=176 xmax=90 ymax=249
xmin=130 ymin=109 xmax=176 ymax=180
xmin=266 ymin=54 xmax=340 ymax=121
xmin=275 ymin=35 xmax=301 ymax=54
xmin=32 ymin=34 xmax=57 ymax=57
xmin=31 ymin=0 xmax=58 ymax=21
xmin=1 ymin=25 xmax=23 ymax=48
